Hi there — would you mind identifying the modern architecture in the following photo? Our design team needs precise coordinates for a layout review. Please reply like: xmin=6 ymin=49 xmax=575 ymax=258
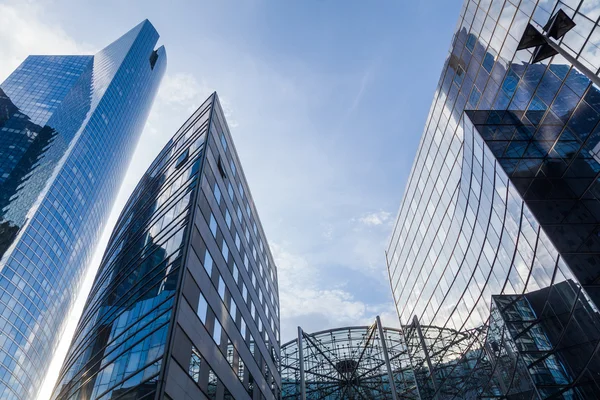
xmin=388 ymin=0 xmax=600 ymax=398
xmin=52 ymin=93 xmax=281 ymax=400
xmin=0 ymin=20 xmax=165 ymax=400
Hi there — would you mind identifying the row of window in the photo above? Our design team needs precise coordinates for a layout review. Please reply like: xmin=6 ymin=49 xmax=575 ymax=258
xmin=182 ymin=105 xmax=279 ymax=399
xmin=215 ymin=119 xmax=278 ymax=301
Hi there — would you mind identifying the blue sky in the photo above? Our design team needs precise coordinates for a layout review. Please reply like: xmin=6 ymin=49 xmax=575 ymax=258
xmin=0 ymin=0 xmax=462 ymax=398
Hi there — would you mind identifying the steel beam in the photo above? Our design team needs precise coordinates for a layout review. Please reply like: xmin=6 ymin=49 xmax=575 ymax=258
xmin=298 ymin=326 xmax=307 ymax=400
xmin=377 ymin=315 xmax=399 ymax=400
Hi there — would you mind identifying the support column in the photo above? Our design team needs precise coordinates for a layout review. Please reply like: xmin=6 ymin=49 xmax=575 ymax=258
xmin=414 ymin=315 xmax=438 ymax=399
xmin=298 ymin=326 xmax=307 ymax=400
xmin=376 ymin=315 xmax=399 ymax=400
xmin=544 ymin=36 xmax=600 ymax=88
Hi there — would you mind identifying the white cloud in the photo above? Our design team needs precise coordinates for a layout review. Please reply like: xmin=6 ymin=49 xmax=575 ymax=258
xmin=272 ymin=243 xmax=399 ymax=342
xmin=358 ymin=210 xmax=392 ymax=226
xmin=156 ymin=72 xmax=211 ymax=108
xmin=0 ymin=2 xmax=94 ymax=83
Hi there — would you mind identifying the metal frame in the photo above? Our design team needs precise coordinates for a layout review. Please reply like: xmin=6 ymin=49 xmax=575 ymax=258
xmin=281 ymin=316 xmax=420 ymax=400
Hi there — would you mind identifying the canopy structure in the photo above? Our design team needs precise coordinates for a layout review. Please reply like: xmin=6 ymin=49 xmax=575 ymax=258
xmin=280 ymin=317 xmax=419 ymax=400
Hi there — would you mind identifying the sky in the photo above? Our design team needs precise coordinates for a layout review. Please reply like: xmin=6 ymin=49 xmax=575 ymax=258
xmin=0 ymin=0 xmax=463 ymax=398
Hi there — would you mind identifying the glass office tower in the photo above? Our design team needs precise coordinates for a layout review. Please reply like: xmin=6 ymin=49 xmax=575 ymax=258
xmin=388 ymin=0 xmax=600 ymax=398
xmin=0 ymin=21 xmax=165 ymax=400
xmin=52 ymin=93 xmax=281 ymax=400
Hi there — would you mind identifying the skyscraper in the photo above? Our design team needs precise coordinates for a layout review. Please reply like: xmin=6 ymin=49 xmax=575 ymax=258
xmin=52 ymin=93 xmax=281 ymax=400
xmin=0 ymin=21 xmax=165 ymax=400
xmin=388 ymin=0 xmax=600 ymax=398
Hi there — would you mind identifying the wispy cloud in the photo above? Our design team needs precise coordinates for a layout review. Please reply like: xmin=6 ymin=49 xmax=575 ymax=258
xmin=357 ymin=210 xmax=392 ymax=226
xmin=272 ymin=242 xmax=399 ymax=342
xmin=0 ymin=2 xmax=94 ymax=82
xmin=157 ymin=73 xmax=212 ymax=108
xmin=153 ymin=72 xmax=238 ymax=128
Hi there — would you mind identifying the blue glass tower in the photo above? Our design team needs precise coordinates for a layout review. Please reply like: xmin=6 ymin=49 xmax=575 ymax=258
xmin=0 ymin=21 xmax=166 ymax=399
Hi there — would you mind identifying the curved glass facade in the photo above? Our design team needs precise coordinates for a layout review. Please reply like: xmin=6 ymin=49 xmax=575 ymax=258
xmin=0 ymin=21 xmax=165 ymax=400
xmin=53 ymin=93 xmax=281 ymax=400
xmin=388 ymin=0 xmax=600 ymax=398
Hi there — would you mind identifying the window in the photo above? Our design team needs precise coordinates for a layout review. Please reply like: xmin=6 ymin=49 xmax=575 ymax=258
xmin=217 ymin=156 xmax=227 ymax=178
xmin=235 ymin=233 xmax=241 ymax=250
xmin=213 ymin=318 xmax=222 ymax=345
xmin=225 ymin=209 xmax=232 ymax=229
xmin=213 ymin=183 xmax=221 ymax=204
xmin=228 ymin=182 xmax=234 ymax=200
xmin=209 ymin=214 xmax=217 ymax=237
xmin=203 ymin=251 xmax=213 ymax=276
xmin=466 ymin=33 xmax=477 ymax=52
xmin=241 ymin=319 xmax=247 ymax=339
xmin=230 ymin=159 xmax=236 ymax=176
xmin=251 ymin=302 xmax=256 ymax=319
xmin=454 ymin=65 xmax=465 ymax=85
xmin=189 ymin=345 xmax=202 ymax=382
xmin=220 ymin=132 xmax=228 ymax=151
xmin=197 ymin=292 xmax=208 ymax=323
xmin=229 ymin=299 xmax=237 ymax=321
xmin=175 ymin=148 xmax=189 ymax=169
xmin=226 ymin=340 xmax=235 ymax=367
xmin=483 ymin=52 xmax=495 ymax=72
xmin=238 ymin=358 xmax=245 ymax=381
xmin=249 ymin=336 xmax=256 ymax=357
xmin=208 ymin=369 xmax=218 ymax=398
xmin=243 ymin=284 xmax=248 ymax=302
xmin=469 ymin=87 xmax=481 ymax=107
xmin=218 ymin=276 xmax=226 ymax=301
xmin=233 ymin=264 xmax=239 ymax=284
xmin=222 ymin=241 xmax=229 ymax=262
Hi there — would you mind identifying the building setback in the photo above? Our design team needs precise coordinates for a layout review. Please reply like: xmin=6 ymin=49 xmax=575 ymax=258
xmin=388 ymin=0 xmax=600 ymax=398
xmin=0 ymin=21 xmax=165 ymax=400
xmin=52 ymin=93 xmax=281 ymax=400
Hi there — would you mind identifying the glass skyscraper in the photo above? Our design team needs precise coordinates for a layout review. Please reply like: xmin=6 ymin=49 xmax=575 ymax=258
xmin=52 ymin=93 xmax=281 ymax=400
xmin=0 ymin=21 xmax=165 ymax=400
xmin=388 ymin=0 xmax=600 ymax=398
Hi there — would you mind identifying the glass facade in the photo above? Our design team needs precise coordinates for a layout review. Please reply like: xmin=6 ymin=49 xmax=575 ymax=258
xmin=52 ymin=93 xmax=281 ymax=400
xmin=388 ymin=0 xmax=600 ymax=398
xmin=0 ymin=21 xmax=166 ymax=400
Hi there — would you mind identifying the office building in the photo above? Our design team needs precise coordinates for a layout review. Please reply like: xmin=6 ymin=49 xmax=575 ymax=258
xmin=0 ymin=21 xmax=165 ymax=399
xmin=52 ymin=93 xmax=281 ymax=400
xmin=387 ymin=0 xmax=600 ymax=398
